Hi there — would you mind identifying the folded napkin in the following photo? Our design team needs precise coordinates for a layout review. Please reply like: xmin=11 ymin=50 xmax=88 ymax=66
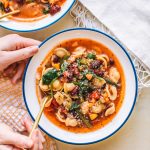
xmin=80 ymin=0 xmax=150 ymax=69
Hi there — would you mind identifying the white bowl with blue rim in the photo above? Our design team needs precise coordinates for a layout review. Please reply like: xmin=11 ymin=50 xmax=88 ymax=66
xmin=23 ymin=28 xmax=138 ymax=145
xmin=0 ymin=0 xmax=75 ymax=32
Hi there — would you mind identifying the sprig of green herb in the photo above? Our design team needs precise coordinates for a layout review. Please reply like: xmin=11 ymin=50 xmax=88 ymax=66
xmin=76 ymin=110 xmax=92 ymax=128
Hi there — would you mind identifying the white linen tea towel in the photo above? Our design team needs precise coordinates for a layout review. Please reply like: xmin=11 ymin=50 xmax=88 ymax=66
xmin=80 ymin=0 xmax=150 ymax=69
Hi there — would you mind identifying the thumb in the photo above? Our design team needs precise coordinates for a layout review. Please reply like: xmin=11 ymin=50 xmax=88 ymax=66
xmin=6 ymin=45 xmax=38 ymax=65
xmin=5 ymin=131 xmax=33 ymax=149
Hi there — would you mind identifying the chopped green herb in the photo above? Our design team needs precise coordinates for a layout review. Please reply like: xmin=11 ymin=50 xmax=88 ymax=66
xmin=70 ymin=102 xmax=80 ymax=111
xmin=60 ymin=61 xmax=69 ymax=73
xmin=74 ymin=80 xmax=93 ymax=97
xmin=87 ymin=53 xmax=96 ymax=59
xmin=76 ymin=58 xmax=81 ymax=66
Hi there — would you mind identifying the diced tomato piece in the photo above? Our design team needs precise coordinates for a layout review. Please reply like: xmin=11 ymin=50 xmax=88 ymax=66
xmin=90 ymin=91 xmax=100 ymax=100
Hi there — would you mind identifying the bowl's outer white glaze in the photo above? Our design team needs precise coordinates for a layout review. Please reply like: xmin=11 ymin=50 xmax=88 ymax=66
xmin=0 ymin=0 xmax=75 ymax=32
xmin=23 ymin=28 xmax=138 ymax=145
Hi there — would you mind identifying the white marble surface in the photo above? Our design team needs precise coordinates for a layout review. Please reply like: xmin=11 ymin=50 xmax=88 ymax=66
xmin=80 ymin=0 xmax=150 ymax=69
xmin=0 ymin=11 xmax=150 ymax=150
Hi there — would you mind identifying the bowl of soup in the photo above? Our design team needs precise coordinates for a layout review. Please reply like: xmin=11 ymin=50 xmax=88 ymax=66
xmin=23 ymin=28 xmax=138 ymax=144
xmin=0 ymin=0 xmax=75 ymax=32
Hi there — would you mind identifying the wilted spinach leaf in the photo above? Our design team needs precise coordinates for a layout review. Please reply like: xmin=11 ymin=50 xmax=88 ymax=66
xmin=42 ymin=69 xmax=58 ymax=85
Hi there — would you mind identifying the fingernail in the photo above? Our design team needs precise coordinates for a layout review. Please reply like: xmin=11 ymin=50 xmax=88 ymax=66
xmin=32 ymin=48 xmax=38 ymax=54
xmin=32 ymin=45 xmax=38 ymax=48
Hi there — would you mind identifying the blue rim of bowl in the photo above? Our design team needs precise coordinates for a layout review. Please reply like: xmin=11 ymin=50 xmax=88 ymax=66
xmin=0 ymin=0 xmax=75 ymax=32
xmin=23 ymin=28 xmax=138 ymax=145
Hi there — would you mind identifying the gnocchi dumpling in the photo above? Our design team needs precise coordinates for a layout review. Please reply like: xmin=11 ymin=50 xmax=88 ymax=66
xmin=64 ymin=83 xmax=76 ymax=93
xmin=109 ymin=67 xmax=120 ymax=83
xmin=68 ymin=47 xmax=86 ymax=63
xmin=65 ymin=117 xmax=78 ymax=127
xmin=105 ymin=103 xmax=115 ymax=116
xmin=39 ymin=79 xmax=50 ymax=91
xmin=91 ymin=102 xmax=105 ymax=114
xmin=73 ymin=46 xmax=86 ymax=58
xmin=81 ymin=101 xmax=89 ymax=115
xmin=54 ymin=48 xmax=70 ymax=58
xmin=106 ymin=85 xmax=117 ymax=101
xmin=56 ymin=109 xmax=77 ymax=127
xmin=97 ymin=54 xmax=109 ymax=68
xmin=93 ymin=78 xmax=106 ymax=88
xmin=56 ymin=109 xmax=66 ymax=123
xmin=54 ymin=92 xmax=64 ymax=105
xmin=52 ymin=79 xmax=63 ymax=91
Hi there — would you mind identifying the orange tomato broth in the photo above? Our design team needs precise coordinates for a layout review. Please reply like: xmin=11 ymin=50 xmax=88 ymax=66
xmin=36 ymin=38 xmax=125 ymax=133
xmin=11 ymin=0 xmax=66 ymax=20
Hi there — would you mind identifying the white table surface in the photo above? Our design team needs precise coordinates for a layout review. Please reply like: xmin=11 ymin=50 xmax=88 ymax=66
xmin=0 ymin=12 xmax=150 ymax=150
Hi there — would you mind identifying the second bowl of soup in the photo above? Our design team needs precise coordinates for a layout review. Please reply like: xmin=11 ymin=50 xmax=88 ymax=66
xmin=0 ymin=0 xmax=75 ymax=32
